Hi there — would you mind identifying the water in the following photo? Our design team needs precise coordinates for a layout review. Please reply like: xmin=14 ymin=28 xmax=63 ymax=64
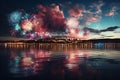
xmin=0 ymin=45 xmax=120 ymax=80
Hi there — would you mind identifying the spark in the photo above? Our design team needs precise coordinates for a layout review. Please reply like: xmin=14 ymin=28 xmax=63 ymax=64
xmin=21 ymin=19 xmax=33 ymax=31
xmin=9 ymin=11 xmax=22 ymax=24
xmin=66 ymin=17 xmax=79 ymax=28
xmin=14 ymin=24 xmax=21 ymax=31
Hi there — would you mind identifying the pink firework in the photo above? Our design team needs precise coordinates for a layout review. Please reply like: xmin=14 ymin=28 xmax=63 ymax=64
xmin=21 ymin=19 xmax=33 ymax=31
xmin=9 ymin=4 xmax=94 ymax=40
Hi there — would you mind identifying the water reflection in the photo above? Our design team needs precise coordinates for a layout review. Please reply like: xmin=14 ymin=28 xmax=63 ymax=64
xmin=8 ymin=46 xmax=120 ymax=80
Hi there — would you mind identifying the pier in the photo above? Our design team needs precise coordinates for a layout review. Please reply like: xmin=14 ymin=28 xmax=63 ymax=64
xmin=0 ymin=39 xmax=120 ymax=49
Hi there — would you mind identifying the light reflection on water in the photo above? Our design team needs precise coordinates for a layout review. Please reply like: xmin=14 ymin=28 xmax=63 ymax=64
xmin=0 ymin=44 xmax=120 ymax=80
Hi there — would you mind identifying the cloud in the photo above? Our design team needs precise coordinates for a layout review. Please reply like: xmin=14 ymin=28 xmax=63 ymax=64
xmin=66 ymin=17 xmax=79 ymax=28
xmin=100 ymin=31 xmax=116 ymax=38
xmin=100 ymin=34 xmax=114 ymax=38
xmin=101 ymin=26 xmax=120 ymax=32
xmin=88 ymin=33 xmax=104 ymax=39
xmin=68 ymin=5 xmax=84 ymax=17
xmin=84 ymin=26 xmax=120 ymax=34
xmin=66 ymin=1 xmax=104 ymax=39
xmin=105 ymin=6 xmax=117 ymax=16
xmin=114 ymin=27 xmax=120 ymax=33
xmin=111 ymin=33 xmax=120 ymax=38
xmin=84 ymin=14 xmax=101 ymax=24
xmin=89 ymin=1 xmax=104 ymax=14
xmin=84 ymin=27 xmax=100 ymax=34
xmin=77 ymin=1 xmax=104 ymax=26
xmin=37 ymin=5 xmax=67 ymax=32
xmin=88 ymin=31 xmax=119 ymax=39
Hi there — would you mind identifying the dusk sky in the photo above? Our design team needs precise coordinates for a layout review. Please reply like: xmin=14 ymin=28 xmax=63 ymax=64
xmin=0 ymin=0 xmax=120 ymax=40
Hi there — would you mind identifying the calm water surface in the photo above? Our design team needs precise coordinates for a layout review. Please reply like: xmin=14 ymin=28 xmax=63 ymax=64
xmin=0 ymin=45 xmax=120 ymax=80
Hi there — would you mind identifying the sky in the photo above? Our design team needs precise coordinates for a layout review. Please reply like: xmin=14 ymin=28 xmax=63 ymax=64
xmin=0 ymin=0 xmax=120 ymax=40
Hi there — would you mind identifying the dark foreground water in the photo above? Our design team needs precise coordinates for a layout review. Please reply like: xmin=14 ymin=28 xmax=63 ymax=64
xmin=0 ymin=45 xmax=120 ymax=80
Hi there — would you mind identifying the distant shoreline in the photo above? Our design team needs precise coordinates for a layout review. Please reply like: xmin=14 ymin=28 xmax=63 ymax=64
xmin=0 ymin=38 xmax=120 ymax=43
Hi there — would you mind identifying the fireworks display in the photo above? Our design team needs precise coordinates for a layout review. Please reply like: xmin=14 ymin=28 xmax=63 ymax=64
xmin=8 ymin=1 xmax=119 ymax=40
xmin=8 ymin=4 xmax=90 ymax=39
